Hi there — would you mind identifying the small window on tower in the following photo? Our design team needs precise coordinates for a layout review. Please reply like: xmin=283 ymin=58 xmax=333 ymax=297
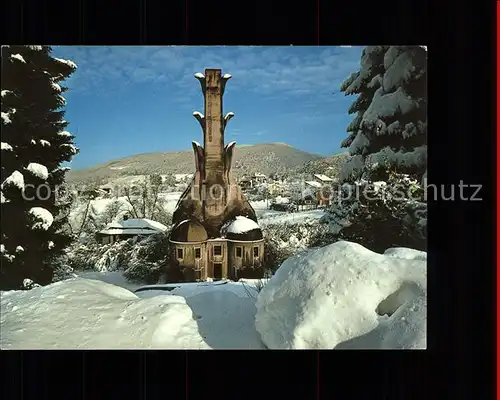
xmin=236 ymin=247 xmax=242 ymax=258
xmin=177 ymin=248 xmax=183 ymax=260
xmin=214 ymin=245 xmax=222 ymax=256
xmin=195 ymin=247 xmax=201 ymax=259
xmin=253 ymin=246 xmax=259 ymax=258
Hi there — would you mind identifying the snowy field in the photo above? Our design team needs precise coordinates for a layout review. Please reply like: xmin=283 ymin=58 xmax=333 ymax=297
xmin=0 ymin=241 xmax=426 ymax=350
xmin=258 ymin=209 xmax=325 ymax=227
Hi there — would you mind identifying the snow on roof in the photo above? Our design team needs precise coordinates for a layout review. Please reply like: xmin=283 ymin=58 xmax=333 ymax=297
xmin=1 ymin=142 xmax=13 ymax=151
xmin=100 ymin=218 xmax=168 ymax=236
xmin=222 ymin=74 xmax=232 ymax=79
xmin=100 ymin=228 xmax=161 ymax=236
xmin=305 ymin=181 xmax=322 ymax=188
xmin=314 ymin=174 xmax=333 ymax=182
xmin=193 ymin=111 xmax=204 ymax=119
xmin=2 ymin=170 xmax=24 ymax=190
xmin=225 ymin=216 xmax=260 ymax=234
xmin=26 ymin=163 xmax=49 ymax=180
xmin=10 ymin=54 xmax=26 ymax=63
xmin=29 ymin=207 xmax=54 ymax=230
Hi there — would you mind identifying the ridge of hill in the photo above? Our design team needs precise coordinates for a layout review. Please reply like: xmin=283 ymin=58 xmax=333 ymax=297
xmin=67 ymin=143 xmax=328 ymax=184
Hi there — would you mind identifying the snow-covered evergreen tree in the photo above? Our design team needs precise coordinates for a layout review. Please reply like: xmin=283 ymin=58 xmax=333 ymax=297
xmin=339 ymin=46 xmax=427 ymax=183
xmin=1 ymin=45 xmax=78 ymax=290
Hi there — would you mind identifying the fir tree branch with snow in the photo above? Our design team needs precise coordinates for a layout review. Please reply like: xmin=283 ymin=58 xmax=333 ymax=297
xmin=1 ymin=45 xmax=79 ymax=290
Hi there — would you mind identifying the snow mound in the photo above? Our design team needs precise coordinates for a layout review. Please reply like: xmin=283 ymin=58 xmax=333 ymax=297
xmin=136 ymin=280 xmax=266 ymax=349
xmin=26 ymin=163 xmax=49 ymax=180
xmin=225 ymin=216 xmax=260 ymax=234
xmin=0 ymin=278 xmax=209 ymax=349
xmin=255 ymin=241 xmax=426 ymax=349
xmin=28 ymin=207 xmax=54 ymax=230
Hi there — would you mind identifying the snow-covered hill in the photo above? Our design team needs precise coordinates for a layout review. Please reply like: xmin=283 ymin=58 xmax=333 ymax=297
xmin=0 ymin=241 xmax=426 ymax=349
xmin=66 ymin=143 xmax=325 ymax=184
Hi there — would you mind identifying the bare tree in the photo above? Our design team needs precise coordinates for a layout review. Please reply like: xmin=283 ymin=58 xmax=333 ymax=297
xmin=123 ymin=174 xmax=170 ymax=222
xmin=96 ymin=200 xmax=128 ymax=229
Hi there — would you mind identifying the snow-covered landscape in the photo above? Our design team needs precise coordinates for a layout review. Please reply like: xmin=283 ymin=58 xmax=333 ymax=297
xmin=1 ymin=45 xmax=427 ymax=350
xmin=1 ymin=241 xmax=426 ymax=349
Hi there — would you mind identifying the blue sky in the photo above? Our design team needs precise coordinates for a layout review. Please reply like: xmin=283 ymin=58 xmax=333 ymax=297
xmin=51 ymin=46 xmax=363 ymax=170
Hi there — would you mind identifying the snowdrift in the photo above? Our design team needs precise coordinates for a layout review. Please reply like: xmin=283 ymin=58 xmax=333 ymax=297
xmin=0 ymin=278 xmax=209 ymax=349
xmin=255 ymin=241 xmax=426 ymax=349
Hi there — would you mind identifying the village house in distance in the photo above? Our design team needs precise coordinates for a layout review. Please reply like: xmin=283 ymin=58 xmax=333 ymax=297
xmin=98 ymin=216 xmax=168 ymax=244
xmin=169 ymin=69 xmax=265 ymax=282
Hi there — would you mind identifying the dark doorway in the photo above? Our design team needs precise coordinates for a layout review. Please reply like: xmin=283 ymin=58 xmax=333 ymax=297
xmin=213 ymin=263 xmax=222 ymax=280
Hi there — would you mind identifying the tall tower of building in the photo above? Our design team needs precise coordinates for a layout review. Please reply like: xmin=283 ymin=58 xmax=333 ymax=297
xmin=171 ymin=69 xmax=259 ymax=237
xmin=169 ymin=69 xmax=265 ymax=282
